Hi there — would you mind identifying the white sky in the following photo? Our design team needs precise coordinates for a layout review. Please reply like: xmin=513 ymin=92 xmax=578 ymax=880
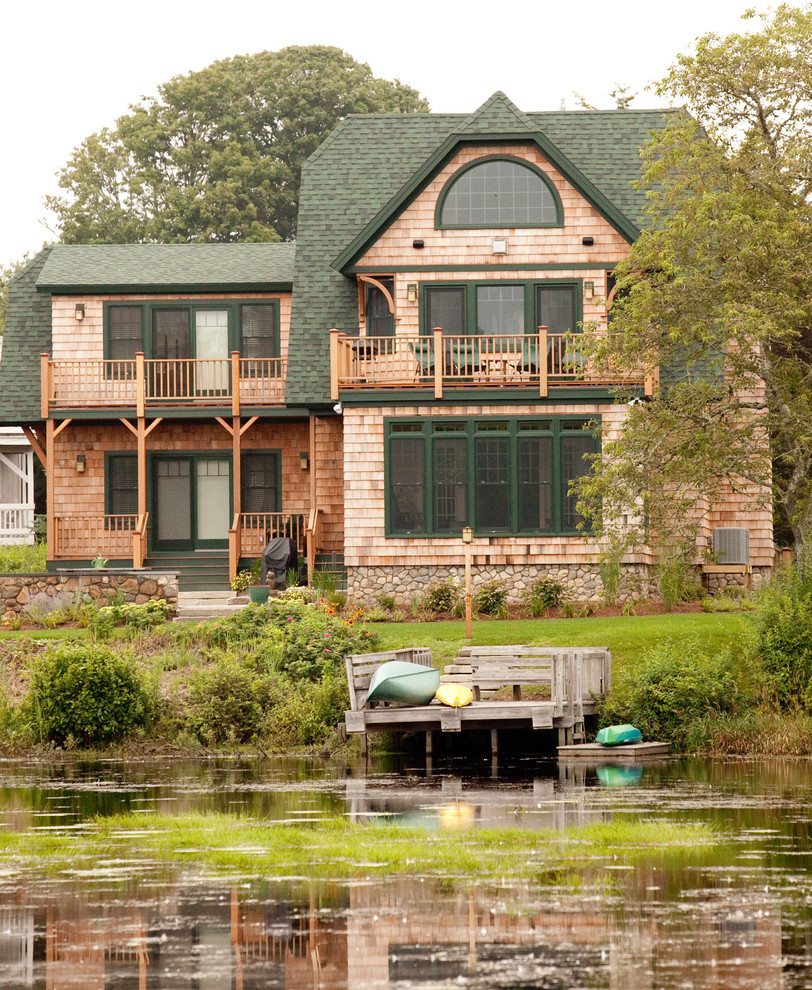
xmin=1 ymin=0 xmax=757 ymax=263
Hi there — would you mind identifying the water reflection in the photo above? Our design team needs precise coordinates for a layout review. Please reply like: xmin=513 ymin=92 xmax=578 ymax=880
xmin=3 ymin=756 xmax=812 ymax=986
xmin=0 ymin=872 xmax=793 ymax=989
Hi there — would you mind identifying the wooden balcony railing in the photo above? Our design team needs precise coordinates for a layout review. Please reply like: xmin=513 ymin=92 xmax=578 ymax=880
xmin=42 ymin=352 xmax=286 ymax=413
xmin=330 ymin=328 xmax=655 ymax=399
xmin=52 ymin=514 xmax=148 ymax=562
xmin=229 ymin=512 xmax=307 ymax=583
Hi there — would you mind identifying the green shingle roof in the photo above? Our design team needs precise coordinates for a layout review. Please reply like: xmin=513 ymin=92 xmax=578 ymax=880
xmin=287 ymin=93 xmax=672 ymax=406
xmin=36 ymin=243 xmax=295 ymax=293
xmin=0 ymin=248 xmax=54 ymax=423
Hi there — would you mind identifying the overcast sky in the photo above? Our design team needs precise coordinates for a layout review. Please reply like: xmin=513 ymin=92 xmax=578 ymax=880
xmin=2 ymin=0 xmax=758 ymax=264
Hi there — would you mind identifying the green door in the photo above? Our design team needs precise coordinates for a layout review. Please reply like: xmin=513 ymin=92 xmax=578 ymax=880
xmin=152 ymin=455 xmax=231 ymax=550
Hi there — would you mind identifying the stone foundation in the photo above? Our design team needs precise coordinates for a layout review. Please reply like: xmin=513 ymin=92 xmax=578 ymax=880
xmin=0 ymin=569 xmax=179 ymax=622
xmin=702 ymin=566 xmax=771 ymax=595
xmin=348 ymin=563 xmax=655 ymax=609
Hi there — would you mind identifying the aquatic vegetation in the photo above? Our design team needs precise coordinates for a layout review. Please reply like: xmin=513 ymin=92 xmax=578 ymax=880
xmin=0 ymin=811 xmax=718 ymax=881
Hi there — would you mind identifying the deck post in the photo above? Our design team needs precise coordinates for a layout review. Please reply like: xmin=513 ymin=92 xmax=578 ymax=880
xmin=538 ymin=326 xmax=548 ymax=397
xmin=135 ymin=352 xmax=145 ymax=419
xmin=329 ymin=330 xmax=340 ymax=401
xmin=231 ymin=351 xmax=241 ymax=417
xmin=490 ymin=728 xmax=498 ymax=757
xmin=45 ymin=418 xmax=54 ymax=561
xmin=433 ymin=328 xmax=443 ymax=399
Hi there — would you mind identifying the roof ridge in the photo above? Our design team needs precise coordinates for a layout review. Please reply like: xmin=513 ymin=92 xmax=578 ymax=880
xmin=454 ymin=91 xmax=536 ymax=135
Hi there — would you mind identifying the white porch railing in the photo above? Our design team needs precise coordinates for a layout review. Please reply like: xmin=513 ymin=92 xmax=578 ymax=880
xmin=0 ymin=505 xmax=35 ymax=545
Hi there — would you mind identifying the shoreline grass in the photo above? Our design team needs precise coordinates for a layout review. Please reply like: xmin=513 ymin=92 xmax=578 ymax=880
xmin=0 ymin=812 xmax=718 ymax=881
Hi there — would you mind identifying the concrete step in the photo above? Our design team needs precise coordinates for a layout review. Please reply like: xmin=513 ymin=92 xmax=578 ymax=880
xmin=175 ymin=590 xmax=248 ymax=621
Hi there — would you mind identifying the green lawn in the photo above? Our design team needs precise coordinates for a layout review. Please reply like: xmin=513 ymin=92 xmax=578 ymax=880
xmin=371 ymin=612 xmax=752 ymax=668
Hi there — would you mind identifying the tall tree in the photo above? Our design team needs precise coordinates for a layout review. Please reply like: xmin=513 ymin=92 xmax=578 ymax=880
xmin=46 ymin=46 xmax=429 ymax=244
xmin=576 ymin=5 xmax=812 ymax=559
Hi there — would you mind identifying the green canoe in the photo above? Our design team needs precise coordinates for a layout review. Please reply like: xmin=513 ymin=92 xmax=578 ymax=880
xmin=596 ymin=724 xmax=643 ymax=746
xmin=366 ymin=661 xmax=440 ymax=706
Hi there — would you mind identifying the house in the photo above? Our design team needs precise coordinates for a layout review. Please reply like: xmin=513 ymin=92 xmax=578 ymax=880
xmin=0 ymin=93 xmax=774 ymax=598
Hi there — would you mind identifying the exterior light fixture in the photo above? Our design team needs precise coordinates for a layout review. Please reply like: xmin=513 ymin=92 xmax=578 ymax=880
xmin=582 ymin=236 xmax=594 ymax=246
xmin=74 ymin=303 xmax=85 ymax=321
xmin=491 ymin=237 xmax=508 ymax=256
xmin=462 ymin=526 xmax=473 ymax=544
xmin=333 ymin=401 xmax=343 ymax=414
xmin=407 ymin=283 xmax=418 ymax=303
xmin=412 ymin=239 xmax=425 ymax=249
xmin=299 ymin=451 xmax=310 ymax=471
xmin=76 ymin=454 xmax=86 ymax=473
xmin=584 ymin=281 xmax=594 ymax=300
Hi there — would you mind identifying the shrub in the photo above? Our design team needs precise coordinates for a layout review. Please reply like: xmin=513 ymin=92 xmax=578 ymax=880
xmin=21 ymin=590 xmax=87 ymax=628
xmin=754 ymin=569 xmax=812 ymax=708
xmin=376 ymin=592 xmax=396 ymax=612
xmin=473 ymin=579 xmax=508 ymax=616
xmin=0 ymin=543 xmax=47 ymax=574
xmin=266 ymin=668 xmax=350 ymax=748
xmin=421 ymin=579 xmax=460 ymax=614
xmin=186 ymin=653 xmax=275 ymax=745
xmin=598 ymin=638 xmax=746 ymax=750
xmin=268 ymin=599 xmax=376 ymax=680
xmin=230 ymin=570 xmax=253 ymax=594
xmin=523 ymin=574 xmax=566 ymax=616
xmin=89 ymin=599 xmax=171 ymax=638
xmin=26 ymin=643 xmax=150 ymax=746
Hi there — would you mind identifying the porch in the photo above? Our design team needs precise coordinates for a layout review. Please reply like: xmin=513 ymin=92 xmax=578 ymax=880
xmin=331 ymin=328 xmax=656 ymax=399
xmin=49 ymin=510 xmax=321 ymax=586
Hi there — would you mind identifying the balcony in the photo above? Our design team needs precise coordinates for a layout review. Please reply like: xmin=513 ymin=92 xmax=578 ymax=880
xmin=330 ymin=328 xmax=655 ymax=399
xmin=42 ymin=352 xmax=286 ymax=415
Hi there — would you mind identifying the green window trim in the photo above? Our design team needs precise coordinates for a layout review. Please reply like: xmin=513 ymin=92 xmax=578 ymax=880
xmin=241 ymin=450 xmax=282 ymax=514
xmin=435 ymin=155 xmax=563 ymax=230
xmin=105 ymin=452 xmax=138 ymax=528
xmin=102 ymin=299 xmax=280 ymax=362
xmin=420 ymin=279 xmax=583 ymax=336
xmin=385 ymin=416 xmax=598 ymax=538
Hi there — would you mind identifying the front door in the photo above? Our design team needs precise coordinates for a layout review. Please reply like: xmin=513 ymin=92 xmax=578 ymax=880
xmin=152 ymin=455 xmax=231 ymax=550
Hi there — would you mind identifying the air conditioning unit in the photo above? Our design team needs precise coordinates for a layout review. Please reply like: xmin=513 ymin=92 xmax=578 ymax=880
xmin=712 ymin=528 xmax=750 ymax=566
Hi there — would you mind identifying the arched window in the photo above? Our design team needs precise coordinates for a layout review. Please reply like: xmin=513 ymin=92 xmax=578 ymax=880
xmin=438 ymin=157 xmax=561 ymax=228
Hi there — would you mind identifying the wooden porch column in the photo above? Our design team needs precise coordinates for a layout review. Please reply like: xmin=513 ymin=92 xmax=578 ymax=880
xmin=309 ymin=414 xmax=317 ymax=510
xmin=137 ymin=419 xmax=147 ymax=519
xmin=433 ymin=327 xmax=443 ymax=399
xmin=232 ymin=415 xmax=241 ymax=519
xmin=538 ymin=326 xmax=548 ymax=398
xmin=45 ymin=418 xmax=54 ymax=560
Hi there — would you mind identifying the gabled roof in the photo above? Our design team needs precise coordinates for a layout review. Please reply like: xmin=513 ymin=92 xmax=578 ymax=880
xmin=287 ymin=93 xmax=672 ymax=405
xmin=0 ymin=248 xmax=54 ymax=424
xmin=36 ymin=243 xmax=295 ymax=293
xmin=332 ymin=92 xmax=644 ymax=273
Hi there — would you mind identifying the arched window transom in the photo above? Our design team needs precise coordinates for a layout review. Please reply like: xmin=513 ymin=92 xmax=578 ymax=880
xmin=439 ymin=158 xmax=560 ymax=228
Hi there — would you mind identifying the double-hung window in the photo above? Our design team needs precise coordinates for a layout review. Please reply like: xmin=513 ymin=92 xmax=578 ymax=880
xmin=386 ymin=417 xmax=596 ymax=536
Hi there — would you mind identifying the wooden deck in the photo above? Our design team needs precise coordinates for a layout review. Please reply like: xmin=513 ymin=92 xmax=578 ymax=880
xmin=344 ymin=646 xmax=611 ymax=757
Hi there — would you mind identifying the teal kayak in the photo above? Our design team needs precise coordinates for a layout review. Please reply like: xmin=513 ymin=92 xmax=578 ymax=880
xmin=596 ymin=724 xmax=643 ymax=746
xmin=366 ymin=661 xmax=440 ymax=706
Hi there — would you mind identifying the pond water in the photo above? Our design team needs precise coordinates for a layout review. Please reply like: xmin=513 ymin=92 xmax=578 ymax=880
xmin=2 ymin=751 xmax=812 ymax=988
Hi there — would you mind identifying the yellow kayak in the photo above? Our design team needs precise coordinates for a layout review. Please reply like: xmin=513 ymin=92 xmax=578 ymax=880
xmin=435 ymin=683 xmax=474 ymax=707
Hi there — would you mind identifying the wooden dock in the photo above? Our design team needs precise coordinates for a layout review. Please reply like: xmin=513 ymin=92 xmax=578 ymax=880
xmin=344 ymin=646 xmax=611 ymax=758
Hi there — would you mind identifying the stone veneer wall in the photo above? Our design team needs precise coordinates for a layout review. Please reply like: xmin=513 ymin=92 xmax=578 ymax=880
xmin=703 ymin=567 xmax=771 ymax=595
xmin=0 ymin=570 xmax=179 ymax=621
xmin=348 ymin=563 xmax=774 ymax=608
xmin=348 ymin=563 xmax=655 ymax=608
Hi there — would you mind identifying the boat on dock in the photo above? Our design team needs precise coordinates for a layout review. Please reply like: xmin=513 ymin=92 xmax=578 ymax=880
xmin=366 ymin=660 xmax=441 ymax=706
